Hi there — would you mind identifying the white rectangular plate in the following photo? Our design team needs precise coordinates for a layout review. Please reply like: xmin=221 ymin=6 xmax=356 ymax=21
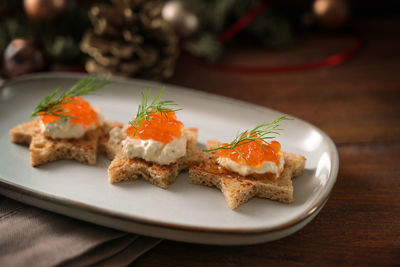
xmin=0 ymin=73 xmax=338 ymax=245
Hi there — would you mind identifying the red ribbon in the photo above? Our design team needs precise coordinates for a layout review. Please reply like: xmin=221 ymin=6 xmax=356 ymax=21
xmin=218 ymin=2 xmax=269 ymax=44
xmin=188 ymin=1 xmax=362 ymax=74
xmin=199 ymin=37 xmax=362 ymax=74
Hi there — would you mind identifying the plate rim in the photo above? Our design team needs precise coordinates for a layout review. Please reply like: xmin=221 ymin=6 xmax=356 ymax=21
xmin=0 ymin=72 xmax=339 ymax=236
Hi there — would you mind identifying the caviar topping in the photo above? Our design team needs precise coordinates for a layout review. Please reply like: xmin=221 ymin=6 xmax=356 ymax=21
xmin=127 ymin=89 xmax=183 ymax=144
xmin=126 ymin=110 xmax=183 ymax=144
xmin=31 ymin=75 xmax=109 ymax=120
xmin=204 ymin=116 xmax=290 ymax=166
xmin=41 ymin=96 xmax=99 ymax=128
xmin=218 ymin=139 xmax=281 ymax=167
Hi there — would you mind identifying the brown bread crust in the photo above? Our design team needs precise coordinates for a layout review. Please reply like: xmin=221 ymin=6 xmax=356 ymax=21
xmin=10 ymin=119 xmax=118 ymax=167
xmin=188 ymin=140 xmax=306 ymax=209
xmin=107 ymin=128 xmax=206 ymax=189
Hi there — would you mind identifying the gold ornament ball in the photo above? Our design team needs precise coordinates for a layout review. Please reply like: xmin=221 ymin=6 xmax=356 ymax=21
xmin=162 ymin=0 xmax=199 ymax=38
xmin=313 ymin=0 xmax=350 ymax=29
xmin=24 ymin=0 xmax=68 ymax=23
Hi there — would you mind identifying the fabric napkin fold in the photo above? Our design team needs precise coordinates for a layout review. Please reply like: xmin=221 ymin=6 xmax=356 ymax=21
xmin=0 ymin=195 xmax=161 ymax=266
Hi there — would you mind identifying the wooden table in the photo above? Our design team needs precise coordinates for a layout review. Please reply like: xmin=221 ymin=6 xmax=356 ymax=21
xmin=135 ymin=18 xmax=400 ymax=266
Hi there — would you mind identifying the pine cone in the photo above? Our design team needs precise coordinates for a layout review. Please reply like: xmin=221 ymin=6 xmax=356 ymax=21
xmin=81 ymin=0 xmax=179 ymax=80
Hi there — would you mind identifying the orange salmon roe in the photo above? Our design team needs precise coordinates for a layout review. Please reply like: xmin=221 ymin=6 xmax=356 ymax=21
xmin=218 ymin=138 xmax=281 ymax=168
xmin=126 ymin=111 xmax=184 ymax=144
xmin=41 ymin=96 xmax=99 ymax=128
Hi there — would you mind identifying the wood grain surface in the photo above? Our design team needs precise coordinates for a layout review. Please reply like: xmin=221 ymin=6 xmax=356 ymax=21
xmin=134 ymin=18 xmax=400 ymax=266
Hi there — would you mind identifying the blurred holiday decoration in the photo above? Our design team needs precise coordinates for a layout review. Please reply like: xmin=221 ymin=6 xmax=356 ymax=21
xmin=162 ymin=0 xmax=199 ymax=38
xmin=0 ymin=0 xmax=359 ymax=79
xmin=81 ymin=0 xmax=179 ymax=80
xmin=313 ymin=0 xmax=350 ymax=29
xmin=3 ymin=39 xmax=47 ymax=78
xmin=170 ymin=0 xmax=298 ymax=61
xmin=0 ymin=0 xmax=91 ymax=78
xmin=176 ymin=0 xmax=360 ymax=73
xmin=24 ymin=0 xmax=69 ymax=23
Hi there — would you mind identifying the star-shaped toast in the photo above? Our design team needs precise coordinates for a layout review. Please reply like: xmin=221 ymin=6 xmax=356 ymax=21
xmin=10 ymin=119 xmax=121 ymax=167
xmin=101 ymin=127 xmax=206 ymax=189
xmin=189 ymin=140 xmax=306 ymax=209
xmin=9 ymin=76 xmax=116 ymax=167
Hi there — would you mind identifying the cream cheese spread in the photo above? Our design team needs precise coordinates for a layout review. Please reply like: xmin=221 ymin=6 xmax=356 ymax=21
xmin=40 ymin=111 xmax=103 ymax=139
xmin=108 ymin=126 xmax=128 ymax=145
xmin=121 ymin=135 xmax=187 ymax=165
xmin=217 ymin=154 xmax=285 ymax=177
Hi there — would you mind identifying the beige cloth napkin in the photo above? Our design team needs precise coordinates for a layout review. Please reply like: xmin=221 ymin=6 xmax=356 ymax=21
xmin=0 ymin=195 xmax=161 ymax=266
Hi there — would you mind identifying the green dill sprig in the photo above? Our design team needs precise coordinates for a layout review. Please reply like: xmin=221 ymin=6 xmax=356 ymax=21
xmin=129 ymin=88 xmax=182 ymax=135
xmin=203 ymin=116 xmax=291 ymax=162
xmin=30 ymin=76 xmax=110 ymax=119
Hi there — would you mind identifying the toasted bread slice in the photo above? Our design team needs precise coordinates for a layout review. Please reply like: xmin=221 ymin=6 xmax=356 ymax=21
xmin=98 ymin=120 xmax=124 ymax=160
xmin=9 ymin=119 xmax=39 ymax=146
xmin=10 ymin=119 xmax=116 ymax=167
xmin=107 ymin=128 xmax=206 ymax=189
xmin=188 ymin=140 xmax=306 ymax=209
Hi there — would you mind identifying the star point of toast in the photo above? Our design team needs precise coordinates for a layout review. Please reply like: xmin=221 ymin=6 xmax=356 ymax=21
xmin=188 ymin=140 xmax=306 ymax=209
xmin=10 ymin=119 xmax=119 ymax=167
xmin=104 ymin=128 xmax=206 ymax=189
